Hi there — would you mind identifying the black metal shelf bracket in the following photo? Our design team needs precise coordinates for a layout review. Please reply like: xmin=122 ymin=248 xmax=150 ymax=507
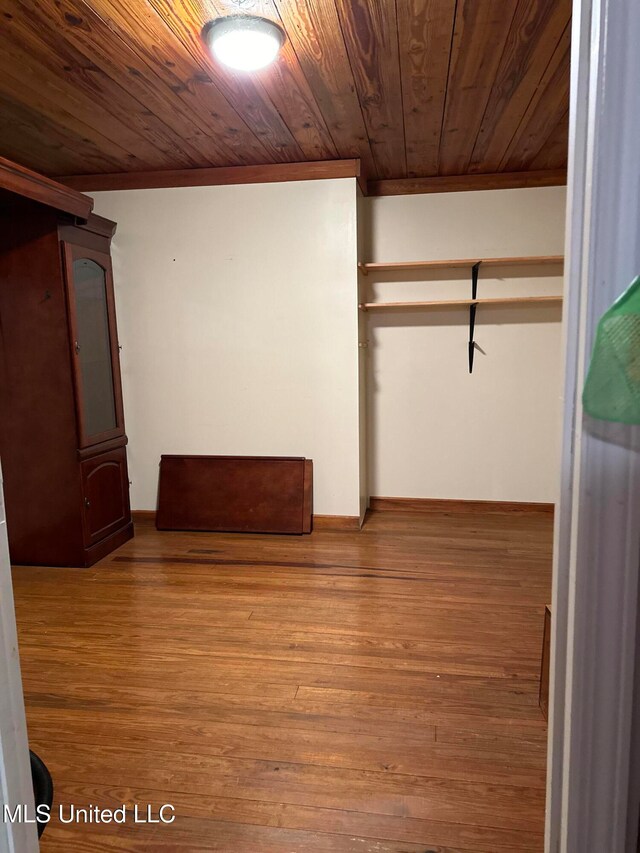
xmin=468 ymin=261 xmax=481 ymax=373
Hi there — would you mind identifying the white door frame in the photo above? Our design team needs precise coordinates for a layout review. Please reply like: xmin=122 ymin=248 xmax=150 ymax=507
xmin=546 ymin=0 xmax=640 ymax=850
xmin=0 ymin=467 xmax=38 ymax=853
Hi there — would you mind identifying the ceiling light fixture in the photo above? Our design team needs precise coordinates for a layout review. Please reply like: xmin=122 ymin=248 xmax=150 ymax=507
xmin=204 ymin=15 xmax=285 ymax=72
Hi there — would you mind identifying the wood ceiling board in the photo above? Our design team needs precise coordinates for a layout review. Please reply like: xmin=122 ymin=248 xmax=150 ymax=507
xmin=501 ymin=39 xmax=570 ymax=172
xmin=2 ymin=6 xmax=216 ymax=171
xmin=46 ymin=0 xmax=241 ymax=167
xmin=332 ymin=0 xmax=406 ymax=179
xmin=146 ymin=0 xmax=305 ymax=163
xmin=182 ymin=0 xmax=340 ymax=161
xmin=3 ymin=0 xmax=212 ymax=170
xmin=273 ymin=0 xmax=375 ymax=172
xmin=0 ymin=28 xmax=166 ymax=171
xmin=530 ymin=110 xmax=569 ymax=170
xmin=397 ymin=0 xmax=457 ymax=178
xmin=499 ymin=22 xmax=570 ymax=171
xmin=0 ymin=68 xmax=151 ymax=174
xmin=438 ymin=0 xmax=520 ymax=176
xmin=0 ymin=0 xmax=570 ymax=187
xmin=80 ymin=0 xmax=275 ymax=165
xmin=256 ymin=52 xmax=340 ymax=161
xmin=0 ymin=92 xmax=122 ymax=176
xmin=468 ymin=0 xmax=571 ymax=174
xmin=272 ymin=0 xmax=377 ymax=176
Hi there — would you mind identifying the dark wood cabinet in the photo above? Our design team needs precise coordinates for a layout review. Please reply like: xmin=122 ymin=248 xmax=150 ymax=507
xmin=81 ymin=448 xmax=130 ymax=547
xmin=0 ymin=200 xmax=133 ymax=566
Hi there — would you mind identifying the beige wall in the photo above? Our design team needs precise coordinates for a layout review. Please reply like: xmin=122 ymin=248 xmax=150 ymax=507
xmin=93 ymin=180 xmax=565 ymax=516
xmin=361 ymin=186 xmax=566 ymax=503
xmin=92 ymin=179 xmax=361 ymax=516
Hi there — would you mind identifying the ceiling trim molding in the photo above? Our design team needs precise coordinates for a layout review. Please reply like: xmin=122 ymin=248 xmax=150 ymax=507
xmin=368 ymin=169 xmax=568 ymax=196
xmin=0 ymin=155 xmax=93 ymax=219
xmin=59 ymin=159 xmax=365 ymax=193
xmin=59 ymin=162 xmax=567 ymax=197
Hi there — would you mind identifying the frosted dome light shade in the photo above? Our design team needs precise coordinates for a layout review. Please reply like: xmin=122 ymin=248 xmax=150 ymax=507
xmin=206 ymin=16 xmax=285 ymax=72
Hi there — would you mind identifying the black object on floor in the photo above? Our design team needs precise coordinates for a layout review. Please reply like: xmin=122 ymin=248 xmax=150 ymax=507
xmin=30 ymin=749 xmax=54 ymax=838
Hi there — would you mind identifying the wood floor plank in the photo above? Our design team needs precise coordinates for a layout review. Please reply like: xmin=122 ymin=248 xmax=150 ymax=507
xmin=18 ymin=651 xmax=542 ymax=712
xmin=25 ymin=709 xmax=545 ymax=788
xmin=24 ymin=682 xmax=547 ymax=738
xmin=29 ymin=741 xmax=545 ymax=831
xmin=12 ymin=508 xmax=551 ymax=851
xmin=19 ymin=626 xmax=541 ymax=679
xmin=47 ymin=782 xmax=543 ymax=852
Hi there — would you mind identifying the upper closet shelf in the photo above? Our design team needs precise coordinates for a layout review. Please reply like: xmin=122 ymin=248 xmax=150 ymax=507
xmin=358 ymin=255 xmax=564 ymax=275
xmin=359 ymin=295 xmax=563 ymax=311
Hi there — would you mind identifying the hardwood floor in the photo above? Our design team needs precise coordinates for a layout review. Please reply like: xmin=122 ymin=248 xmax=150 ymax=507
xmin=11 ymin=508 xmax=553 ymax=852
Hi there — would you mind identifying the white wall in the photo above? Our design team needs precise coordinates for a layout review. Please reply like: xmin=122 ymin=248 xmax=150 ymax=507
xmin=361 ymin=186 xmax=566 ymax=503
xmin=0 ymin=466 xmax=38 ymax=853
xmin=92 ymin=179 xmax=361 ymax=517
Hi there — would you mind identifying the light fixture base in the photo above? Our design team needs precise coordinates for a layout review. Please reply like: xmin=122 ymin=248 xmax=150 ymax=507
xmin=204 ymin=14 xmax=286 ymax=72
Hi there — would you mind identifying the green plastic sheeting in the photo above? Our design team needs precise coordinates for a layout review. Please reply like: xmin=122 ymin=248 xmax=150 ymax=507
xmin=583 ymin=276 xmax=640 ymax=424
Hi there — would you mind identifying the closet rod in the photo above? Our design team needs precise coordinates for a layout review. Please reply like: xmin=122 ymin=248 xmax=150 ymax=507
xmin=360 ymin=295 xmax=563 ymax=311
xmin=358 ymin=255 xmax=564 ymax=275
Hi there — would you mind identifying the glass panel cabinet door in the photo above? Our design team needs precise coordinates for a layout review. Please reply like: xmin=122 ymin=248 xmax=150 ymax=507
xmin=63 ymin=244 xmax=124 ymax=447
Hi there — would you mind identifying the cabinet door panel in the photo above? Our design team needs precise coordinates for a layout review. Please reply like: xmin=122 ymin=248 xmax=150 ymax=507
xmin=81 ymin=448 xmax=130 ymax=546
xmin=72 ymin=258 xmax=117 ymax=436
xmin=63 ymin=243 xmax=124 ymax=448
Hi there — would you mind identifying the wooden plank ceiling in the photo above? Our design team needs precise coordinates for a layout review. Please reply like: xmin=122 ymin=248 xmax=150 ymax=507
xmin=0 ymin=0 xmax=570 ymax=190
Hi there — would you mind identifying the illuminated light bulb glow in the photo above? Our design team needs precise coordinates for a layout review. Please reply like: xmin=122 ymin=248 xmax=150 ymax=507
xmin=205 ymin=16 xmax=285 ymax=72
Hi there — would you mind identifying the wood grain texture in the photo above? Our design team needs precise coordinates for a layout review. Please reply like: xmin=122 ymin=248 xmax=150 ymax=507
xmin=144 ymin=0 xmax=304 ymax=163
xmin=18 ymin=0 xmax=238 ymax=167
xmin=62 ymin=163 xmax=567 ymax=196
xmin=359 ymin=255 xmax=564 ymax=274
xmin=60 ymin=159 xmax=362 ymax=191
xmin=0 ymin=154 xmax=91 ymax=218
xmin=500 ymin=22 xmax=571 ymax=172
xmin=272 ymin=0 xmax=377 ymax=177
xmin=369 ymin=168 xmax=567 ymax=195
xmin=369 ymin=496 xmax=555 ymax=514
xmin=156 ymin=455 xmax=313 ymax=534
xmin=0 ymin=89 xmax=125 ymax=176
xmin=0 ymin=0 xmax=569 ymax=187
xmin=530 ymin=111 xmax=570 ymax=171
xmin=132 ymin=510 xmax=361 ymax=531
xmin=439 ymin=0 xmax=520 ymax=176
xmin=180 ymin=0 xmax=339 ymax=163
xmin=397 ymin=0 xmax=457 ymax=177
xmin=0 ymin=10 xmax=180 ymax=172
xmin=468 ymin=0 xmax=571 ymax=174
xmin=12 ymin=507 xmax=552 ymax=851
xmin=332 ymin=0 xmax=406 ymax=179
xmin=74 ymin=0 xmax=271 ymax=165
xmin=0 ymin=203 xmax=132 ymax=567
xmin=361 ymin=295 xmax=563 ymax=310
xmin=312 ymin=515 xmax=361 ymax=530
xmin=0 ymin=0 xmax=213 ymax=170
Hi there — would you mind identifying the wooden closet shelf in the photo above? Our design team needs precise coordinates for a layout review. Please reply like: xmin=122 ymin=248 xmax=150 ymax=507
xmin=358 ymin=256 xmax=564 ymax=275
xmin=360 ymin=295 xmax=563 ymax=311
